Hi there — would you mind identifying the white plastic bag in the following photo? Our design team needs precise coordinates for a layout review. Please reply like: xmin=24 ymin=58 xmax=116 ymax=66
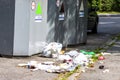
xmin=73 ymin=53 xmax=88 ymax=65
xmin=65 ymin=50 xmax=79 ymax=58
xmin=41 ymin=42 xmax=62 ymax=58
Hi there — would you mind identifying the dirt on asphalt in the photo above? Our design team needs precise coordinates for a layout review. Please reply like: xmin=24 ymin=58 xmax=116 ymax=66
xmin=0 ymin=56 xmax=58 ymax=80
xmin=79 ymin=54 xmax=120 ymax=80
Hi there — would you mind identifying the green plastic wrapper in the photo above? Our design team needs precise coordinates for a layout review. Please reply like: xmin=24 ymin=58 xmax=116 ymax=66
xmin=80 ymin=50 xmax=95 ymax=55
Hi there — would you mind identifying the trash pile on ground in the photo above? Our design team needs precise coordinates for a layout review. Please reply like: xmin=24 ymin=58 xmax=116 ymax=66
xmin=97 ymin=54 xmax=110 ymax=73
xmin=18 ymin=42 xmax=106 ymax=73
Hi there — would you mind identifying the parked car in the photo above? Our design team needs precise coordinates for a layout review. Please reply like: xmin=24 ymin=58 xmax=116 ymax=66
xmin=87 ymin=6 xmax=99 ymax=33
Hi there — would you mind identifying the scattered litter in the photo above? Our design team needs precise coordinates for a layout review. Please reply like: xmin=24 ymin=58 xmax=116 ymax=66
xmin=103 ymin=69 xmax=109 ymax=73
xmin=41 ymin=61 xmax=54 ymax=65
xmin=60 ymin=50 xmax=65 ymax=55
xmin=59 ymin=63 xmax=73 ymax=70
xmin=98 ymin=56 xmax=105 ymax=60
xmin=101 ymin=52 xmax=111 ymax=55
xmin=63 ymin=59 xmax=72 ymax=63
xmin=40 ymin=49 xmax=53 ymax=58
xmin=73 ymin=53 xmax=88 ymax=65
xmin=18 ymin=63 xmax=28 ymax=67
xmin=18 ymin=61 xmax=38 ymax=69
xmin=99 ymin=61 xmax=104 ymax=64
xmin=65 ymin=50 xmax=79 ymax=58
xmin=58 ymin=55 xmax=72 ymax=61
xmin=27 ymin=61 xmax=38 ymax=69
xmin=67 ymin=65 xmax=77 ymax=71
xmin=18 ymin=49 xmax=95 ymax=73
xmin=40 ymin=42 xmax=62 ymax=58
xmin=89 ymin=59 xmax=94 ymax=64
xmin=18 ymin=49 xmax=99 ymax=73
xmin=88 ymin=63 xmax=94 ymax=68
xmin=80 ymin=50 xmax=95 ymax=55
xmin=99 ymin=65 xmax=104 ymax=69
xmin=81 ymin=69 xmax=86 ymax=73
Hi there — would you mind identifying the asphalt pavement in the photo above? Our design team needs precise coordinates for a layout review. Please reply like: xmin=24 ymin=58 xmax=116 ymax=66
xmin=79 ymin=36 xmax=120 ymax=80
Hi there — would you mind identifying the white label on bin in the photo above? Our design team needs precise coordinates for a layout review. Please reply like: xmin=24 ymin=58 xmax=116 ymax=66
xmin=77 ymin=0 xmax=79 ymax=6
xmin=35 ymin=16 xmax=42 ymax=22
xmin=56 ymin=0 xmax=60 ymax=7
xmin=79 ymin=11 xmax=84 ymax=17
xmin=59 ymin=14 xmax=64 ymax=20
xmin=31 ymin=1 xmax=36 ymax=10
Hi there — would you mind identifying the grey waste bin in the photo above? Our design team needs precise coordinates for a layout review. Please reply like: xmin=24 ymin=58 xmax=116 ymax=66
xmin=0 ymin=0 xmax=58 ymax=56
xmin=54 ymin=0 xmax=66 ymax=45
xmin=76 ymin=0 xmax=88 ymax=44
xmin=0 ymin=0 xmax=87 ymax=56
xmin=56 ymin=0 xmax=88 ymax=46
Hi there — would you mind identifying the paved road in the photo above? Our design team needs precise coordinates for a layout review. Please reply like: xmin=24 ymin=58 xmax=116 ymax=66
xmin=78 ymin=16 xmax=120 ymax=80
xmin=97 ymin=17 xmax=120 ymax=55
xmin=79 ymin=55 xmax=120 ymax=80
xmin=98 ymin=17 xmax=120 ymax=35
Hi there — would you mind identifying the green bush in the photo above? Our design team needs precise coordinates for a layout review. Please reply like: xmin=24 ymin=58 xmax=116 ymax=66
xmin=98 ymin=0 xmax=114 ymax=11
xmin=112 ymin=0 xmax=120 ymax=12
xmin=88 ymin=0 xmax=99 ymax=10
xmin=89 ymin=0 xmax=120 ymax=12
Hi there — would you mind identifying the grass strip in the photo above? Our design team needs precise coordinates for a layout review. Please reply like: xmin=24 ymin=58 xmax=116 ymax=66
xmin=97 ymin=11 xmax=120 ymax=14
xmin=54 ymin=65 xmax=80 ymax=80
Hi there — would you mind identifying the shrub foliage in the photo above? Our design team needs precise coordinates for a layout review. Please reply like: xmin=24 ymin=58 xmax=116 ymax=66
xmin=88 ymin=0 xmax=120 ymax=12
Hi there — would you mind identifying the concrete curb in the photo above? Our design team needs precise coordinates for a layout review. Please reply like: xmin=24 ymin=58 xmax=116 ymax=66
xmin=67 ymin=34 xmax=119 ymax=80
xmin=98 ymin=14 xmax=120 ymax=17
